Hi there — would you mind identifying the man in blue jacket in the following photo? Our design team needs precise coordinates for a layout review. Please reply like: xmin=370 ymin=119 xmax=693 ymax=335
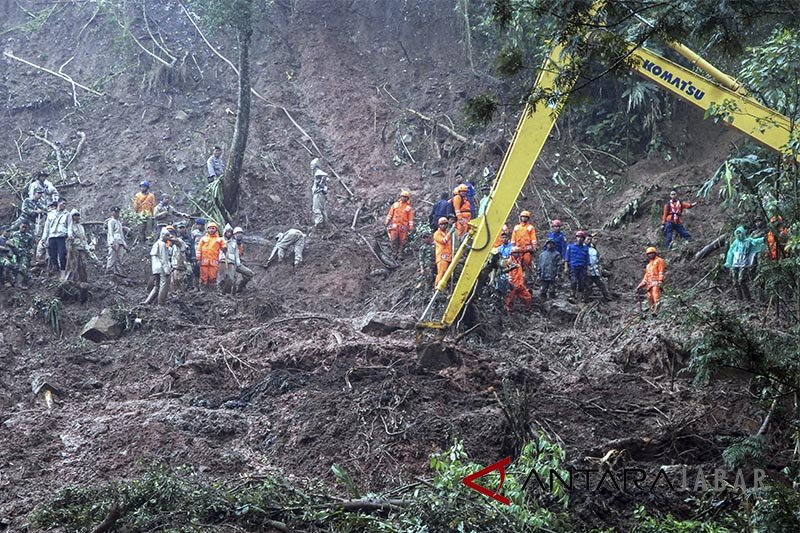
xmin=547 ymin=219 xmax=568 ymax=264
xmin=429 ymin=192 xmax=455 ymax=231
xmin=564 ymin=230 xmax=590 ymax=302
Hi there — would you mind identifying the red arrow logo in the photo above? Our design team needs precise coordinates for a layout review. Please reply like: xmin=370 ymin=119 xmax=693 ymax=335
xmin=462 ymin=456 xmax=511 ymax=505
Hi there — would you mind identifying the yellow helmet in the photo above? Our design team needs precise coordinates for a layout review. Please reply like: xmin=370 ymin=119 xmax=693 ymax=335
xmin=520 ymin=210 xmax=531 ymax=218
xmin=438 ymin=217 xmax=449 ymax=225
xmin=490 ymin=247 xmax=499 ymax=255
xmin=400 ymin=189 xmax=411 ymax=198
xmin=646 ymin=246 xmax=657 ymax=254
xmin=457 ymin=184 xmax=469 ymax=193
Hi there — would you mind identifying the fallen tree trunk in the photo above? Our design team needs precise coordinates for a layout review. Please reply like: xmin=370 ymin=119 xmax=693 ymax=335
xmin=694 ymin=235 xmax=726 ymax=262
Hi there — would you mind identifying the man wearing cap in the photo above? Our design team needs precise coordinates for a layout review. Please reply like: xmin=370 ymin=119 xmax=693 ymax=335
xmin=232 ymin=227 xmax=254 ymax=292
xmin=433 ymin=217 xmax=454 ymax=288
xmin=133 ymin=181 xmax=156 ymax=241
xmin=66 ymin=209 xmax=89 ymax=297
xmin=218 ymin=224 xmax=240 ymax=294
xmin=196 ymin=222 xmax=226 ymax=290
xmin=661 ymin=190 xmax=696 ymax=249
xmin=310 ymin=158 xmax=329 ymax=227
xmin=144 ymin=228 xmax=173 ymax=304
xmin=547 ymin=220 xmax=568 ymax=266
xmin=207 ymin=146 xmax=225 ymax=182
xmin=41 ymin=198 xmax=70 ymax=274
xmin=190 ymin=218 xmax=205 ymax=289
xmin=385 ymin=190 xmax=414 ymax=259
xmin=564 ymin=230 xmax=590 ymax=302
xmin=27 ymin=171 xmax=59 ymax=204
xmin=12 ymin=188 xmax=47 ymax=232
xmin=265 ymin=229 xmax=306 ymax=268
xmin=511 ymin=210 xmax=538 ymax=282
xmin=637 ymin=247 xmax=666 ymax=314
xmin=539 ymin=238 xmax=561 ymax=300
xmin=153 ymin=195 xmax=190 ymax=236
xmin=106 ymin=206 xmax=128 ymax=276
xmin=451 ymin=185 xmax=471 ymax=237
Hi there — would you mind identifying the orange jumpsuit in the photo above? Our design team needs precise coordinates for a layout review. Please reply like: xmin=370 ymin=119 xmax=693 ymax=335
xmin=433 ymin=228 xmax=452 ymax=288
xmin=133 ymin=192 xmax=156 ymax=215
xmin=637 ymin=256 xmax=666 ymax=313
xmin=385 ymin=199 xmax=414 ymax=254
xmin=505 ymin=257 xmax=532 ymax=312
xmin=511 ymin=222 xmax=538 ymax=272
xmin=452 ymin=194 xmax=472 ymax=237
xmin=196 ymin=229 xmax=226 ymax=286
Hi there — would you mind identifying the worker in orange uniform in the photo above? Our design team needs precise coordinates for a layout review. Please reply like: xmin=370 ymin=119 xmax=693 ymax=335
xmin=433 ymin=217 xmax=454 ymax=288
xmin=451 ymin=184 xmax=471 ymax=237
xmin=133 ymin=180 xmax=156 ymax=242
xmin=511 ymin=210 xmax=538 ymax=277
xmin=196 ymin=222 xmax=226 ymax=290
xmin=385 ymin=189 xmax=414 ymax=259
xmin=636 ymin=246 xmax=666 ymax=315
xmin=493 ymin=223 xmax=509 ymax=247
xmin=766 ymin=216 xmax=788 ymax=260
xmin=504 ymin=255 xmax=532 ymax=313
xmin=661 ymin=190 xmax=696 ymax=249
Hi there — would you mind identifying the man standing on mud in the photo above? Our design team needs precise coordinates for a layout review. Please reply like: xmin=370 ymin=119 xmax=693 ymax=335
xmin=310 ymin=158 xmax=330 ymax=227
xmin=106 ymin=206 xmax=128 ymax=276
xmin=661 ymin=190 xmax=696 ymax=249
xmin=207 ymin=146 xmax=225 ymax=183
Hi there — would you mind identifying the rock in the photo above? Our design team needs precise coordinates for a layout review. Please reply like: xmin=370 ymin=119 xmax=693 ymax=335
xmin=268 ymin=194 xmax=282 ymax=203
xmin=542 ymin=298 xmax=580 ymax=323
xmin=358 ymin=312 xmax=415 ymax=336
xmin=417 ymin=342 xmax=461 ymax=371
xmin=176 ymin=163 xmax=187 ymax=172
xmin=430 ymin=169 xmax=444 ymax=177
xmin=80 ymin=308 xmax=124 ymax=342
xmin=175 ymin=110 xmax=190 ymax=121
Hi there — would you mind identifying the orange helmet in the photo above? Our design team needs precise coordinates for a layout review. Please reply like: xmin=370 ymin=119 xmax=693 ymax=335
xmin=646 ymin=246 xmax=657 ymax=254
xmin=438 ymin=217 xmax=448 ymax=225
xmin=520 ymin=210 xmax=531 ymax=218
xmin=457 ymin=184 xmax=469 ymax=193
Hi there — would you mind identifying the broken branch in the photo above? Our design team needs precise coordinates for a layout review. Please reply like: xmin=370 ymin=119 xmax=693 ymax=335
xmin=30 ymin=131 xmax=66 ymax=182
xmin=3 ymin=51 xmax=104 ymax=98
xmin=404 ymin=107 xmax=467 ymax=143
xmin=65 ymin=131 xmax=86 ymax=169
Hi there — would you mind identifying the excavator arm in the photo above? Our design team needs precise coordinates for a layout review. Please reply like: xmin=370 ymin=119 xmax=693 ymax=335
xmin=419 ymin=17 xmax=796 ymax=331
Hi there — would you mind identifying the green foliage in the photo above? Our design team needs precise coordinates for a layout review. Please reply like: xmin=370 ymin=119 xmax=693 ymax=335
xmin=633 ymin=505 xmax=732 ymax=532
xmin=465 ymin=94 xmax=499 ymax=125
xmin=749 ymin=484 xmax=800 ymax=532
xmin=31 ymin=296 xmax=63 ymax=337
xmin=722 ymin=435 xmax=767 ymax=470
xmin=739 ymin=28 xmax=800 ymax=117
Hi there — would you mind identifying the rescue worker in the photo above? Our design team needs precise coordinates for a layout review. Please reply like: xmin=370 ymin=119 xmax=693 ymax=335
xmin=41 ymin=198 xmax=70 ymax=274
xmin=385 ymin=190 xmax=414 ymax=259
xmin=153 ymin=195 xmax=189 ymax=233
xmin=218 ymin=224 xmax=239 ymax=294
xmin=10 ymin=221 xmax=34 ymax=289
xmin=765 ymin=216 xmax=788 ymax=260
xmin=477 ymin=184 xmax=492 ymax=217
xmin=497 ymin=232 xmax=513 ymax=259
xmin=233 ymin=227 xmax=255 ymax=292
xmin=505 ymin=255 xmax=532 ymax=313
xmin=207 ymin=146 xmax=225 ymax=182
xmin=168 ymin=225 xmax=188 ymax=294
xmin=310 ymin=158 xmax=330 ymax=227
xmin=35 ymin=199 xmax=58 ymax=266
xmin=429 ymin=192 xmax=455 ymax=231
xmin=196 ymin=222 xmax=226 ymax=290
xmin=585 ymin=234 xmax=611 ymax=301
xmin=564 ymin=230 xmax=590 ymax=302
xmin=417 ymin=231 xmax=435 ymax=288
xmin=511 ymin=210 xmax=538 ymax=277
xmin=66 ymin=209 xmax=89 ymax=300
xmin=266 ymin=229 xmax=306 ymax=268
xmin=144 ymin=228 xmax=173 ymax=305
xmin=178 ymin=222 xmax=197 ymax=290
xmin=191 ymin=218 xmax=206 ymax=288
xmin=637 ymin=247 xmax=666 ymax=314
xmin=451 ymin=184 xmax=471 ymax=237
xmin=456 ymin=173 xmax=477 ymax=218
xmin=547 ymin=219 xmax=568 ymax=266
xmin=433 ymin=217 xmax=453 ymax=288
xmin=106 ymin=206 xmax=128 ymax=276
xmin=661 ymin=190 xmax=696 ymax=249
xmin=133 ymin=180 xmax=157 ymax=241
xmin=538 ymin=238 xmax=561 ymax=300
xmin=27 ymin=170 xmax=59 ymax=204
xmin=724 ymin=226 xmax=766 ymax=300
xmin=493 ymin=223 xmax=510 ymax=247
xmin=11 ymin=188 xmax=46 ymax=231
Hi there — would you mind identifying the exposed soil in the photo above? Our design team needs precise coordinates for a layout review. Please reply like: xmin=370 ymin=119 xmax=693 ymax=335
xmin=0 ymin=1 xmax=775 ymax=531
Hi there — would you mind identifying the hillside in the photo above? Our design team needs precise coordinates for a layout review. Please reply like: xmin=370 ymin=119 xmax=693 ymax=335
xmin=0 ymin=1 xmax=786 ymax=531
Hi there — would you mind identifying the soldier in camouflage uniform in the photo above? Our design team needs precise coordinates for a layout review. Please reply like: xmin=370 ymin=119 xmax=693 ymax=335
xmin=417 ymin=232 xmax=435 ymax=288
xmin=10 ymin=221 xmax=35 ymax=289
xmin=0 ymin=228 xmax=17 ymax=287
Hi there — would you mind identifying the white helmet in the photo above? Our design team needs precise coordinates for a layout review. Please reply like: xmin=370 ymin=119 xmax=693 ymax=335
xmin=70 ymin=209 xmax=80 ymax=217
xmin=233 ymin=227 xmax=244 ymax=234
xmin=310 ymin=158 xmax=321 ymax=171
xmin=275 ymin=232 xmax=284 ymax=240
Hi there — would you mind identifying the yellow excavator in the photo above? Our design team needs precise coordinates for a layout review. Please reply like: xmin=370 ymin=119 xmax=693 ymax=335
xmin=418 ymin=5 xmax=796 ymax=332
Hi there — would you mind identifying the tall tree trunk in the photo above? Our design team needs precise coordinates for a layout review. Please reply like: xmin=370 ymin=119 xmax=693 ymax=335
xmin=222 ymin=1 xmax=253 ymax=217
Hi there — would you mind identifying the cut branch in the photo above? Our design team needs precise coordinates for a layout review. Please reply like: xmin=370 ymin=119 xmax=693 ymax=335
xmin=65 ymin=131 xmax=86 ymax=169
xmin=404 ymin=107 xmax=467 ymax=143
xmin=3 ymin=51 xmax=104 ymax=99
xmin=30 ymin=131 xmax=66 ymax=182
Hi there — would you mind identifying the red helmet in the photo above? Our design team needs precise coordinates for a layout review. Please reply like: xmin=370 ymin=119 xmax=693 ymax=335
xmin=575 ymin=230 xmax=587 ymax=238
xmin=551 ymin=219 xmax=563 ymax=227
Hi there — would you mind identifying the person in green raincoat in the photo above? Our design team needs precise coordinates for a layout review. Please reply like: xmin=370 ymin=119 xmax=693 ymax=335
xmin=724 ymin=225 xmax=766 ymax=300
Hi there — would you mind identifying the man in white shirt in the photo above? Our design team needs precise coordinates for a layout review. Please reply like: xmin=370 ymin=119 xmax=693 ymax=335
xmin=41 ymin=198 xmax=70 ymax=274
xmin=106 ymin=206 xmax=128 ymax=276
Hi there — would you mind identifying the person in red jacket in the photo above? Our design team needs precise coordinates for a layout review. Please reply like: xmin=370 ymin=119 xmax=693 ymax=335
xmin=385 ymin=189 xmax=415 ymax=259
xmin=661 ymin=190 xmax=696 ymax=249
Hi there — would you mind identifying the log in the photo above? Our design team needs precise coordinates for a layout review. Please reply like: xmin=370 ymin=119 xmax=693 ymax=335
xmin=693 ymin=235 xmax=726 ymax=262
